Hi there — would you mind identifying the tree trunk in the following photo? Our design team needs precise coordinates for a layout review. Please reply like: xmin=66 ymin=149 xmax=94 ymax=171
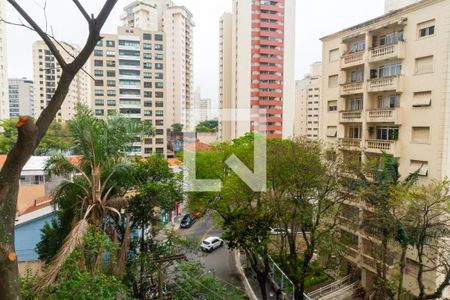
xmin=256 ymin=272 xmax=268 ymax=300
xmin=397 ymin=246 xmax=407 ymax=300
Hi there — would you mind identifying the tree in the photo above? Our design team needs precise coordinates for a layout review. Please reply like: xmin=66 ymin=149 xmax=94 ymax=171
xmin=171 ymin=262 xmax=244 ymax=300
xmin=404 ymin=180 xmax=450 ymax=300
xmin=266 ymin=137 xmax=347 ymax=300
xmin=35 ymin=106 xmax=149 ymax=289
xmin=196 ymin=119 xmax=218 ymax=133
xmin=170 ymin=123 xmax=183 ymax=137
xmin=0 ymin=1 xmax=117 ymax=297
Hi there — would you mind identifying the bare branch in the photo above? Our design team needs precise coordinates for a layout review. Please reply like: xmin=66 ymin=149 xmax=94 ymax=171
xmin=72 ymin=0 xmax=92 ymax=23
xmin=7 ymin=0 xmax=67 ymax=68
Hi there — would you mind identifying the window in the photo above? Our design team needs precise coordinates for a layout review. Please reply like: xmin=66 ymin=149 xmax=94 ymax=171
xmin=415 ymin=56 xmax=434 ymax=74
xmin=95 ymin=90 xmax=104 ymax=96
xmin=143 ymin=43 xmax=152 ymax=50
xmin=107 ymin=99 xmax=116 ymax=106
xmin=156 ymin=92 xmax=164 ymax=98
xmin=328 ymin=75 xmax=338 ymax=88
xmin=155 ymin=34 xmax=163 ymax=41
xmin=95 ymin=99 xmax=104 ymax=106
xmin=95 ymin=109 xmax=104 ymax=116
xmin=351 ymin=70 xmax=364 ymax=82
xmin=328 ymin=100 xmax=337 ymax=112
xmin=155 ymin=73 xmax=163 ymax=79
xmin=348 ymin=126 xmax=361 ymax=139
xmin=155 ymin=82 xmax=164 ymax=89
xmin=144 ymin=101 xmax=152 ymax=107
xmin=155 ymin=44 xmax=163 ymax=51
xmin=411 ymin=127 xmax=430 ymax=144
xmin=144 ymin=91 xmax=152 ymax=98
xmin=376 ymin=126 xmax=398 ymax=140
xmin=94 ymin=50 xmax=103 ymax=56
xmin=119 ymin=40 xmax=139 ymax=48
xmin=144 ymin=82 xmax=152 ymax=88
xmin=155 ymin=129 xmax=164 ymax=135
xmin=144 ymin=148 xmax=153 ymax=154
xmin=326 ymin=126 xmax=337 ymax=137
xmin=143 ymin=53 xmax=152 ymax=59
xmin=155 ymin=110 xmax=164 ymax=117
xmin=350 ymin=40 xmax=365 ymax=53
xmin=378 ymin=62 xmax=401 ymax=77
xmin=377 ymin=95 xmax=399 ymax=108
xmin=144 ymin=72 xmax=152 ymax=79
xmin=155 ymin=63 xmax=163 ymax=69
xmin=412 ymin=91 xmax=432 ymax=107
xmin=95 ymin=80 xmax=104 ymax=87
xmin=144 ymin=63 xmax=152 ymax=69
xmin=155 ymin=101 xmax=163 ymax=107
xmin=107 ymin=90 xmax=116 ymax=96
xmin=106 ymin=50 xmax=115 ymax=57
xmin=329 ymin=48 xmax=340 ymax=62
xmin=107 ymin=80 xmax=116 ymax=87
xmin=106 ymin=40 xmax=115 ymax=47
xmin=107 ymin=70 xmax=116 ymax=77
xmin=144 ymin=138 xmax=152 ymax=144
xmin=144 ymin=110 xmax=152 ymax=116
xmin=156 ymin=138 xmax=164 ymax=144
xmin=155 ymin=120 xmax=164 ymax=126
xmin=106 ymin=60 xmax=116 ymax=67
xmin=94 ymin=70 xmax=103 ymax=77
xmin=348 ymin=97 xmax=363 ymax=111
xmin=418 ymin=20 xmax=435 ymax=38
xmin=409 ymin=160 xmax=428 ymax=176
xmin=155 ymin=53 xmax=163 ymax=60
xmin=94 ymin=60 xmax=103 ymax=67
xmin=379 ymin=31 xmax=403 ymax=46
xmin=143 ymin=33 xmax=152 ymax=40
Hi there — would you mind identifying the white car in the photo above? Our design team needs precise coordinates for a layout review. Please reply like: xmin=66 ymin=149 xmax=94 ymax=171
xmin=201 ymin=236 xmax=224 ymax=252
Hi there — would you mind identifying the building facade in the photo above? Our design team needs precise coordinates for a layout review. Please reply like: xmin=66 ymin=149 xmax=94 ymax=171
xmin=90 ymin=27 xmax=167 ymax=157
xmin=32 ymin=41 xmax=91 ymax=122
xmin=320 ymin=0 xmax=450 ymax=297
xmin=294 ymin=62 xmax=321 ymax=138
xmin=8 ymin=78 xmax=34 ymax=118
xmin=385 ymin=0 xmax=420 ymax=13
xmin=0 ymin=0 xmax=8 ymax=120
xmin=219 ymin=0 xmax=296 ymax=141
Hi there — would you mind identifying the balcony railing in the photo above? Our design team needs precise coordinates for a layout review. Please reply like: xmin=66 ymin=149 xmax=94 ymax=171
xmin=341 ymin=51 xmax=364 ymax=69
xmin=366 ymin=108 xmax=402 ymax=124
xmin=340 ymin=110 xmax=362 ymax=123
xmin=367 ymin=75 xmax=403 ymax=93
xmin=339 ymin=138 xmax=362 ymax=150
xmin=340 ymin=81 xmax=364 ymax=96
xmin=369 ymin=42 xmax=406 ymax=63
xmin=365 ymin=139 xmax=399 ymax=156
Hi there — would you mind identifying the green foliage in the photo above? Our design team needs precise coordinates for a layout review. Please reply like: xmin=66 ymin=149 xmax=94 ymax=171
xmin=0 ymin=119 xmax=73 ymax=155
xmin=170 ymin=123 xmax=183 ymax=136
xmin=171 ymin=262 xmax=245 ymax=300
xmin=195 ymin=119 xmax=218 ymax=133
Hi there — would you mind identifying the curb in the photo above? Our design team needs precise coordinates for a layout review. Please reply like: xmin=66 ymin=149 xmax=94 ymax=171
xmin=234 ymin=250 xmax=258 ymax=300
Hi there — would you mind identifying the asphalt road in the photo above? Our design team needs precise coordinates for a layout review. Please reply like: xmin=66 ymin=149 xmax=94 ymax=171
xmin=178 ymin=214 xmax=245 ymax=294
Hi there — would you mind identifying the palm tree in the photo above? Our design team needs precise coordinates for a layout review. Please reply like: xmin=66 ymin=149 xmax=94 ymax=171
xmin=35 ymin=106 xmax=151 ymax=289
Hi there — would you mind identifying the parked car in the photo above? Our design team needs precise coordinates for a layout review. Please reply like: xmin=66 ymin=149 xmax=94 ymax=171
xmin=200 ymin=236 xmax=223 ymax=252
xmin=180 ymin=214 xmax=196 ymax=228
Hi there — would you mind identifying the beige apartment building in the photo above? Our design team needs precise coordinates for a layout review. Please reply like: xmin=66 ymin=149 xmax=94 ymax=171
xmin=320 ymin=0 xmax=450 ymax=297
xmin=32 ymin=41 xmax=90 ymax=122
xmin=219 ymin=0 xmax=296 ymax=141
xmin=0 ymin=0 xmax=8 ymax=120
xmin=90 ymin=26 xmax=167 ymax=157
xmin=294 ymin=62 xmax=321 ymax=139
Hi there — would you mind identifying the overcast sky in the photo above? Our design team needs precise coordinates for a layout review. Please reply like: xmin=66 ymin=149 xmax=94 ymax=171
xmin=5 ymin=0 xmax=384 ymax=110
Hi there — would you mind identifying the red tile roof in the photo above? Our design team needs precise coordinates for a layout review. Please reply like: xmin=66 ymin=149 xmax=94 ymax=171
xmin=0 ymin=155 xmax=7 ymax=170
xmin=184 ymin=142 xmax=212 ymax=151
xmin=20 ymin=196 xmax=53 ymax=216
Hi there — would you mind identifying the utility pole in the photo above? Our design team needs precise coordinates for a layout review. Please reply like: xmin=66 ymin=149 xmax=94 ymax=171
xmin=151 ymin=254 xmax=187 ymax=300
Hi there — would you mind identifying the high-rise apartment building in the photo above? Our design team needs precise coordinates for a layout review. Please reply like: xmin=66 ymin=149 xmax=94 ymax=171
xmin=294 ymin=62 xmax=321 ymax=139
xmin=219 ymin=0 xmax=296 ymax=141
xmin=320 ymin=0 xmax=450 ymax=297
xmin=385 ymin=0 xmax=420 ymax=13
xmin=90 ymin=27 xmax=167 ymax=157
xmin=193 ymin=88 xmax=211 ymax=125
xmin=32 ymin=41 xmax=90 ymax=121
xmin=120 ymin=0 xmax=194 ymax=131
xmin=0 ymin=0 xmax=8 ymax=120
xmin=8 ymin=78 xmax=34 ymax=118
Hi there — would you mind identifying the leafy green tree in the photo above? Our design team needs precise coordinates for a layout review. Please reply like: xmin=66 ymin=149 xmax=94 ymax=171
xmin=35 ymin=106 xmax=150 ymax=289
xmin=171 ymin=262 xmax=244 ymax=300
xmin=0 ymin=119 xmax=73 ymax=155
xmin=195 ymin=119 xmax=218 ymax=133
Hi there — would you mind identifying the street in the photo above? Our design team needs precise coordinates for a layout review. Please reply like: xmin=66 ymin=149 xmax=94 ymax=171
xmin=178 ymin=214 xmax=245 ymax=294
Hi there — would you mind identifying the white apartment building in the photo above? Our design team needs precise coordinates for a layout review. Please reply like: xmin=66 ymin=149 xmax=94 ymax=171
xmin=8 ymin=78 xmax=34 ymax=118
xmin=193 ymin=87 xmax=212 ymax=125
xmin=219 ymin=0 xmax=296 ymax=141
xmin=32 ymin=41 xmax=90 ymax=122
xmin=0 ymin=0 xmax=8 ymax=120
xmin=294 ymin=62 xmax=321 ymax=139
xmin=321 ymin=0 xmax=450 ymax=297
xmin=90 ymin=27 xmax=167 ymax=157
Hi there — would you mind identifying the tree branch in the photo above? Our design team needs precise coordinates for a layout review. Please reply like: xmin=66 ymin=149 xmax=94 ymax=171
xmin=7 ymin=0 xmax=67 ymax=68
xmin=72 ymin=0 xmax=92 ymax=23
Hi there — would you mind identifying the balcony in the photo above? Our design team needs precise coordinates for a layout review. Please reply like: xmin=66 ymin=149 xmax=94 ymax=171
xmin=340 ymin=81 xmax=364 ymax=96
xmin=339 ymin=111 xmax=362 ymax=123
xmin=366 ymin=108 xmax=402 ymax=124
xmin=365 ymin=139 xmax=400 ymax=157
xmin=368 ymin=75 xmax=403 ymax=93
xmin=339 ymin=138 xmax=362 ymax=150
xmin=369 ymin=42 xmax=406 ymax=63
xmin=341 ymin=51 xmax=365 ymax=69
